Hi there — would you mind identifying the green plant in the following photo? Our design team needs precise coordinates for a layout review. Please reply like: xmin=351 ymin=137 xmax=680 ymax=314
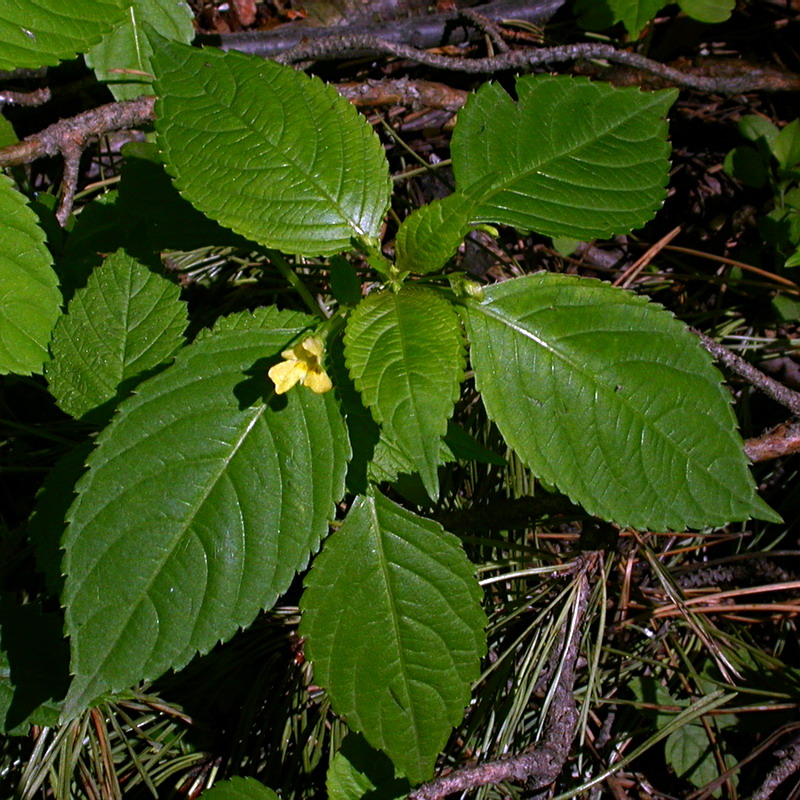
xmin=724 ymin=115 xmax=800 ymax=267
xmin=0 ymin=9 xmax=786 ymax=798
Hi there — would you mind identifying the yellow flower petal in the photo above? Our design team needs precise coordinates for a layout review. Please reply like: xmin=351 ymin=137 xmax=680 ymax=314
xmin=303 ymin=367 xmax=333 ymax=394
xmin=300 ymin=336 xmax=325 ymax=359
xmin=268 ymin=359 xmax=307 ymax=394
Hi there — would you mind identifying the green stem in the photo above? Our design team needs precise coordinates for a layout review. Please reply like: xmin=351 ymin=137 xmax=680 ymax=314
xmin=268 ymin=250 xmax=328 ymax=319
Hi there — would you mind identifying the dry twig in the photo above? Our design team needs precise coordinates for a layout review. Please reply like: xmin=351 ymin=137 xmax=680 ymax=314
xmin=409 ymin=556 xmax=597 ymax=800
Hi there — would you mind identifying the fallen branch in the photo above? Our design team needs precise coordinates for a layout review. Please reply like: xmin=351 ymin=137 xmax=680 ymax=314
xmin=693 ymin=330 xmax=800 ymax=417
xmin=0 ymin=96 xmax=156 ymax=225
xmin=409 ymin=555 xmax=596 ymax=800
xmin=751 ymin=733 xmax=800 ymax=800
xmin=273 ymin=36 xmax=800 ymax=93
xmin=208 ymin=0 xmax=565 ymax=60
xmin=745 ymin=419 xmax=800 ymax=463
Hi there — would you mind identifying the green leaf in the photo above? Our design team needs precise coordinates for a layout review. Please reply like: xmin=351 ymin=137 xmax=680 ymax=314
xmin=0 ymin=173 xmax=61 ymax=375
xmin=61 ymin=307 xmax=350 ymax=719
xmin=0 ymin=599 xmax=69 ymax=734
xmin=152 ymin=38 xmax=392 ymax=256
xmin=27 ymin=442 xmax=93 ymax=597
xmin=0 ymin=0 xmax=128 ymax=70
xmin=773 ymin=119 xmax=800 ymax=172
xmin=199 ymin=777 xmax=278 ymax=800
xmin=0 ymin=114 xmax=17 ymax=147
xmin=723 ymin=146 xmax=768 ymax=189
xmin=462 ymin=273 xmax=779 ymax=530
xmin=344 ymin=288 xmax=465 ymax=499
xmin=664 ymin=724 xmax=715 ymax=789
xmin=85 ymin=0 xmax=193 ymax=101
xmin=608 ymin=0 xmax=664 ymax=37
xmin=46 ymin=250 xmax=188 ymax=421
xmin=117 ymin=142 xmax=252 ymax=252
xmin=327 ymin=733 xmax=410 ymax=800
xmin=677 ymin=0 xmax=735 ymax=24
xmin=739 ymin=115 xmax=779 ymax=148
xmin=394 ymin=185 xmax=487 ymax=275
xmin=300 ymin=492 xmax=486 ymax=784
xmin=451 ymin=75 xmax=677 ymax=240
xmin=329 ymin=255 xmax=363 ymax=307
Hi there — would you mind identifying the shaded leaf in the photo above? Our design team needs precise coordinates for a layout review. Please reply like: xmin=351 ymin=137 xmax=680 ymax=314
xmin=451 ymin=75 xmax=677 ymax=239
xmin=200 ymin=777 xmax=278 ymax=800
xmin=27 ymin=442 xmax=93 ymax=597
xmin=462 ymin=273 xmax=779 ymax=529
xmin=0 ymin=0 xmax=128 ymax=70
xmin=62 ymin=307 xmax=350 ymax=718
xmin=0 ymin=173 xmax=61 ymax=375
xmin=327 ymin=733 xmax=410 ymax=800
xmin=46 ymin=250 xmax=188 ymax=421
xmin=344 ymin=288 xmax=465 ymax=498
xmin=301 ymin=492 xmax=486 ymax=784
xmin=152 ymin=38 xmax=391 ymax=256
xmin=678 ymin=0 xmax=735 ymax=24
xmin=86 ymin=0 xmax=193 ymax=101
xmin=0 ymin=599 xmax=69 ymax=734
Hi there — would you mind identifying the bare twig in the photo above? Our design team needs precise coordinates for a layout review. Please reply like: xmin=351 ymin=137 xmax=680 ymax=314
xmin=461 ymin=8 xmax=510 ymax=54
xmin=0 ymin=87 xmax=51 ymax=106
xmin=745 ymin=419 xmax=800 ymax=463
xmin=0 ymin=96 xmax=155 ymax=224
xmin=273 ymin=36 xmax=800 ymax=93
xmin=693 ymin=330 xmax=800 ymax=416
xmin=211 ymin=0 xmax=565 ymax=60
xmin=751 ymin=733 xmax=800 ymax=800
xmin=0 ymin=96 xmax=156 ymax=169
xmin=336 ymin=77 xmax=467 ymax=112
xmin=409 ymin=556 xmax=597 ymax=800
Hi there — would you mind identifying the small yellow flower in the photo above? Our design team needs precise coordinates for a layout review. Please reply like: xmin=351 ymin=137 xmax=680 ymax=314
xmin=268 ymin=335 xmax=333 ymax=395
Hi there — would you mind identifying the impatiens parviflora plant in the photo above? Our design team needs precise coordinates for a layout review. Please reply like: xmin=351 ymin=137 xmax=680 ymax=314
xmin=1 ymin=33 xmax=781 ymax=790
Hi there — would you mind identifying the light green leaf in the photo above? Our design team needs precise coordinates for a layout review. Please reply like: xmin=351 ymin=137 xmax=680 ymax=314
xmin=773 ymin=119 xmax=800 ymax=172
xmin=327 ymin=733 xmax=410 ymax=800
xmin=451 ymin=75 xmax=677 ymax=240
xmin=0 ymin=0 xmax=128 ymax=70
xmin=46 ymin=250 xmax=188 ymax=420
xmin=0 ymin=114 xmax=17 ymax=147
xmin=300 ymin=492 xmax=486 ymax=784
xmin=462 ymin=273 xmax=779 ymax=530
xmin=394 ymin=179 xmax=493 ymax=274
xmin=152 ymin=38 xmax=392 ymax=256
xmin=608 ymin=0 xmax=664 ymax=37
xmin=61 ymin=307 xmax=350 ymax=719
xmin=0 ymin=173 xmax=61 ymax=375
xmin=677 ymin=0 xmax=735 ymax=24
xmin=200 ymin=777 xmax=278 ymax=800
xmin=344 ymin=288 xmax=465 ymax=499
xmin=86 ymin=0 xmax=193 ymax=101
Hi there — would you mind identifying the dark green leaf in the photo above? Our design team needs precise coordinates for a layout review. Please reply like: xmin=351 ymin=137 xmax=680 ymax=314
xmin=451 ymin=75 xmax=677 ymax=239
xmin=62 ymin=307 xmax=350 ymax=718
xmin=199 ymin=777 xmax=278 ymax=800
xmin=462 ymin=273 xmax=779 ymax=529
xmin=301 ymin=491 xmax=486 ymax=784
xmin=152 ymin=38 xmax=391 ymax=256
xmin=46 ymin=250 xmax=188 ymax=420
xmin=344 ymin=288 xmax=465 ymax=498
